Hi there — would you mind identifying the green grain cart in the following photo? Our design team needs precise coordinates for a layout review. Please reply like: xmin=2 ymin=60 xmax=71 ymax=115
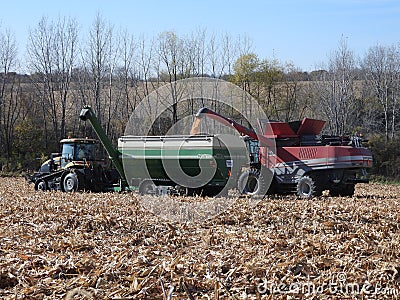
xmin=119 ymin=134 xmax=245 ymax=196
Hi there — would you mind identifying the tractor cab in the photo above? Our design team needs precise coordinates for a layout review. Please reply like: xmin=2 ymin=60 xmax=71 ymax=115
xmin=60 ymin=138 xmax=97 ymax=168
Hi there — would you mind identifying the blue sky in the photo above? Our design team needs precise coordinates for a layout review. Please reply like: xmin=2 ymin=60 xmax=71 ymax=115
xmin=1 ymin=0 xmax=400 ymax=71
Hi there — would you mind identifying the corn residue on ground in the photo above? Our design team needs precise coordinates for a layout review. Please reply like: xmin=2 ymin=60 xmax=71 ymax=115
xmin=0 ymin=177 xmax=399 ymax=299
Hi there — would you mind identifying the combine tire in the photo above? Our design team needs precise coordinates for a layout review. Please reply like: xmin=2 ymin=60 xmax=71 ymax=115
xmin=237 ymin=169 xmax=267 ymax=196
xmin=296 ymin=175 xmax=322 ymax=198
xmin=62 ymin=173 xmax=79 ymax=192
xmin=34 ymin=179 xmax=48 ymax=191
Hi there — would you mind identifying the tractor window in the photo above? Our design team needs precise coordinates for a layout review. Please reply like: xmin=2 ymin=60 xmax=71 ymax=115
xmin=75 ymin=143 xmax=95 ymax=161
xmin=61 ymin=143 xmax=74 ymax=167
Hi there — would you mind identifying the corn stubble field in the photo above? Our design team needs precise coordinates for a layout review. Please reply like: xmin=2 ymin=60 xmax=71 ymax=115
xmin=1 ymin=177 xmax=400 ymax=299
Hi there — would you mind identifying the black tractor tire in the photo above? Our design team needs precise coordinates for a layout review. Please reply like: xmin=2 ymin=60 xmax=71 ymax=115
xmin=34 ymin=179 xmax=48 ymax=191
xmin=329 ymin=184 xmax=355 ymax=197
xmin=237 ymin=169 xmax=267 ymax=196
xmin=296 ymin=175 xmax=322 ymax=198
xmin=62 ymin=173 xmax=79 ymax=192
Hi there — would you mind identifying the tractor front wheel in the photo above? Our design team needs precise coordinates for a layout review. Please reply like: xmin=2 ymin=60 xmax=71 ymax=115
xmin=34 ymin=179 xmax=48 ymax=191
xmin=62 ymin=173 xmax=79 ymax=192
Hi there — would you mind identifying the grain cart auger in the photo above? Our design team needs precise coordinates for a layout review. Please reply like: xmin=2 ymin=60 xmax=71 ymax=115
xmin=79 ymin=105 xmax=129 ymax=190
xmin=192 ymin=107 xmax=373 ymax=198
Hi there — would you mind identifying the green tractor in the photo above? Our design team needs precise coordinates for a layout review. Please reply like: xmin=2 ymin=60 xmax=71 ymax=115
xmin=28 ymin=138 xmax=120 ymax=192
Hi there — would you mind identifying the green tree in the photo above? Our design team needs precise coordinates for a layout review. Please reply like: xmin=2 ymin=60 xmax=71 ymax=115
xmin=232 ymin=53 xmax=259 ymax=93
xmin=255 ymin=59 xmax=282 ymax=118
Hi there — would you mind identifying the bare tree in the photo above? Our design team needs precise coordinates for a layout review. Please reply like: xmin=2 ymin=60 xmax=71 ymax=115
xmin=313 ymin=38 xmax=357 ymax=135
xmin=118 ymin=30 xmax=137 ymax=120
xmin=190 ymin=29 xmax=206 ymax=77
xmin=109 ymin=29 xmax=140 ymax=139
xmin=80 ymin=14 xmax=113 ymax=128
xmin=362 ymin=44 xmax=400 ymax=140
xmin=221 ymin=33 xmax=236 ymax=78
xmin=0 ymin=27 xmax=19 ymax=156
xmin=104 ymin=24 xmax=120 ymax=139
xmin=27 ymin=16 xmax=78 ymax=143
xmin=207 ymin=32 xmax=218 ymax=78
xmin=157 ymin=31 xmax=184 ymax=124
xmin=277 ymin=63 xmax=308 ymax=122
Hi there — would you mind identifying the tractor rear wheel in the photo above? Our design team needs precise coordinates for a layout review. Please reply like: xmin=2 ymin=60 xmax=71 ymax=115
xmin=62 ymin=173 xmax=79 ymax=192
xmin=296 ymin=175 xmax=322 ymax=198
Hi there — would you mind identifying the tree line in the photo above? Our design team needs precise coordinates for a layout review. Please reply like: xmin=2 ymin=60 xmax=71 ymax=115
xmin=0 ymin=16 xmax=399 ymax=179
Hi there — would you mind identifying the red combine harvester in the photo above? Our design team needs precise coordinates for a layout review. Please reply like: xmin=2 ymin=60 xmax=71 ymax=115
xmin=194 ymin=108 xmax=373 ymax=198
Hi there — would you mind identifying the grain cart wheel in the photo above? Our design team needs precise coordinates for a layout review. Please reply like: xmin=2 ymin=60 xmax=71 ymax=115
xmin=237 ymin=169 xmax=267 ymax=196
xmin=34 ymin=179 xmax=48 ymax=191
xmin=62 ymin=173 xmax=79 ymax=192
xmin=296 ymin=175 xmax=322 ymax=198
xmin=139 ymin=180 xmax=157 ymax=195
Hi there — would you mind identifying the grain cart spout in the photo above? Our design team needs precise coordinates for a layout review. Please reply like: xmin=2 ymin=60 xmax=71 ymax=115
xmin=79 ymin=105 xmax=128 ymax=190
xmin=192 ymin=107 xmax=274 ymax=148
